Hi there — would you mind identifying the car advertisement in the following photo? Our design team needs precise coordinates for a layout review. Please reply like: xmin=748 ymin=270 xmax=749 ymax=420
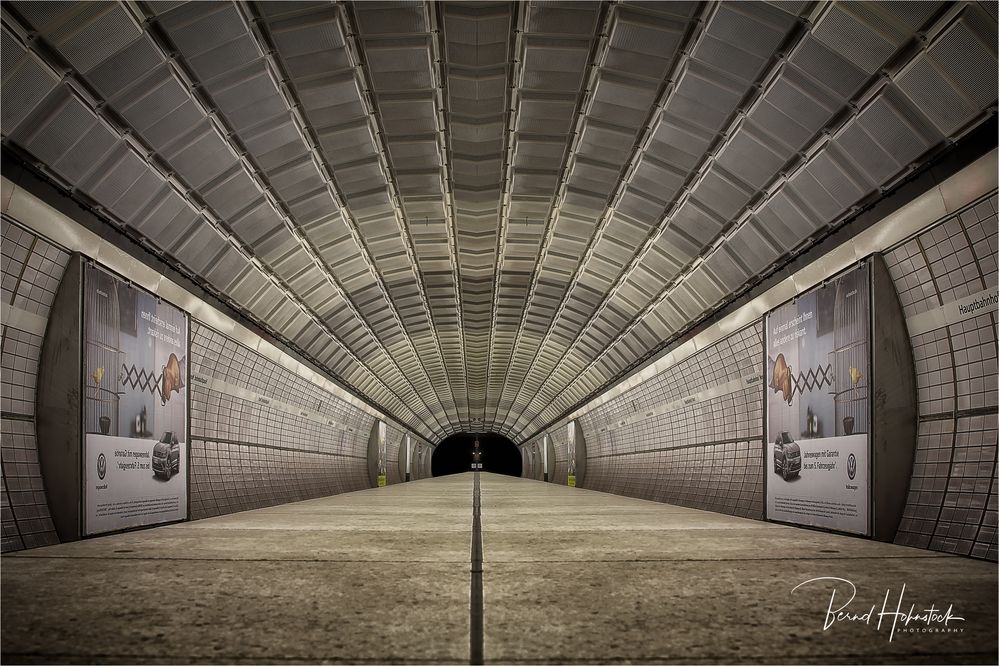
xmin=83 ymin=264 xmax=187 ymax=535
xmin=765 ymin=263 xmax=870 ymax=536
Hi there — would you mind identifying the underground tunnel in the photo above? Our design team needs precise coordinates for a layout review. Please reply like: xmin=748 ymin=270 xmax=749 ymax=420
xmin=0 ymin=0 xmax=997 ymax=663
xmin=432 ymin=433 xmax=522 ymax=477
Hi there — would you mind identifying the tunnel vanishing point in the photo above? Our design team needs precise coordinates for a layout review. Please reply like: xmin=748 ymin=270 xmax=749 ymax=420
xmin=1 ymin=1 xmax=998 ymax=664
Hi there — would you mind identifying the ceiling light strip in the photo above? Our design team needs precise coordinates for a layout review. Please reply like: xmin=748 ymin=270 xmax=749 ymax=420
xmin=337 ymin=2 xmax=465 ymax=439
xmin=335 ymin=0 xmax=465 ymax=438
xmin=0 ymin=174 xmax=415 ymax=428
xmin=526 ymin=146 xmax=998 ymax=440
xmin=513 ymin=1 xmax=978 ymax=437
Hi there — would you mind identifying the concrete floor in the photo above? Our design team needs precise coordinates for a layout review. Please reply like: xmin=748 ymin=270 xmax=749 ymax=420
xmin=479 ymin=476 xmax=997 ymax=664
xmin=3 ymin=473 xmax=997 ymax=664
xmin=2 ymin=475 xmax=474 ymax=664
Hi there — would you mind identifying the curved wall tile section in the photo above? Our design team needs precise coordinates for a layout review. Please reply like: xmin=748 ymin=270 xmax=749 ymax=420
xmin=578 ymin=323 xmax=765 ymax=519
xmin=1 ymin=170 xmax=415 ymax=544
xmin=383 ymin=422 xmax=404 ymax=486
xmin=189 ymin=321 xmax=373 ymax=518
xmin=519 ymin=439 xmax=544 ymax=481
xmin=564 ymin=187 xmax=997 ymax=560
xmin=547 ymin=427 xmax=569 ymax=486
xmin=0 ymin=220 xmax=71 ymax=551
xmin=883 ymin=193 xmax=997 ymax=559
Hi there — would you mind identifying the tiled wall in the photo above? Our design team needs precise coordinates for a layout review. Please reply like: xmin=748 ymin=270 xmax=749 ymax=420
xmin=411 ymin=440 xmax=427 ymax=480
xmin=883 ymin=193 xmax=997 ymax=560
xmin=518 ymin=440 xmax=533 ymax=480
xmin=383 ymin=423 xmax=404 ymax=485
xmin=1 ymin=220 xmax=71 ymax=552
xmin=530 ymin=440 xmax=543 ymax=480
xmin=558 ymin=192 xmax=997 ymax=560
xmin=406 ymin=437 xmax=433 ymax=481
xmin=525 ymin=438 xmax=547 ymax=481
xmin=575 ymin=323 xmax=765 ymax=520
xmin=547 ymin=426 xmax=569 ymax=486
xmin=2 ymin=215 xmax=410 ymax=546
xmin=188 ymin=321 xmax=375 ymax=518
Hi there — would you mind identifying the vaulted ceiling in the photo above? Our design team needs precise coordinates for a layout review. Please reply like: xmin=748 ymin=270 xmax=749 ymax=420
xmin=2 ymin=1 xmax=996 ymax=442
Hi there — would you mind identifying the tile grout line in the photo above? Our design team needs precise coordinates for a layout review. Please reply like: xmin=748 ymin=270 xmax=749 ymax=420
xmin=470 ymin=472 xmax=484 ymax=665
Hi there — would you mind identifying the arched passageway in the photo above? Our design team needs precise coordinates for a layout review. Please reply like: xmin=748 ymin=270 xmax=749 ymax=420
xmin=432 ymin=433 xmax=522 ymax=477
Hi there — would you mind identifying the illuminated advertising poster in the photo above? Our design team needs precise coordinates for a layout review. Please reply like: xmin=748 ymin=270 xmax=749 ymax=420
xmin=765 ymin=263 xmax=870 ymax=536
xmin=84 ymin=264 xmax=188 ymax=535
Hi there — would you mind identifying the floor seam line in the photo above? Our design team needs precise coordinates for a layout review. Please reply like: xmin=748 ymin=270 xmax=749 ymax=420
xmin=470 ymin=471 xmax=484 ymax=665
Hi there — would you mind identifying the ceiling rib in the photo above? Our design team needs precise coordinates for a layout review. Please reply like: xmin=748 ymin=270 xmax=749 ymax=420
xmin=131 ymin=1 xmax=448 ymax=435
xmin=516 ymin=0 xmax=983 ymax=440
xmin=0 ymin=5 xmax=430 ymax=431
xmin=483 ymin=2 xmax=611 ymax=431
xmin=480 ymin=0 xmax=524 ymax=436
xmin=421 ymin=1 xmax=473 ymax=434
xmin=241 ymin=0 xmax=459 ymax=438
xmin=500 ymin=0 xmax=799 ymax=437
xmin=493 ymin=1 xmax=712 ymax=437
xmin=486 ymin=0 xmax=613 ymax=431
xmin=429 ymin=1 xmax=521 ymax=436
xmin=339 ymin=0 xmax=469 ymax=438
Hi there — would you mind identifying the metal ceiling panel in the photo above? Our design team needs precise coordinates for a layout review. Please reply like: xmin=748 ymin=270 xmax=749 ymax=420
xmin=896 ymin=8 xmax=998 ymax=135
xmin=526 ymin=2 xmax=600 ymax=35
xmin=604 ymin=8 xmax=686 ymax=80
xmin=1 ymin=36 xmax=60 ymax=132
xmin=3 ymin=0 xmax=995 ymax=443
xmin=173 ymin=221 xmax=229 ymax=275
xmin=811 ymin=3 xmax=903 ymax=74
xmin=268 ymin=11 xmax=345 ymax=57
xmin=31 ymin=1 xmax=142 ymax=73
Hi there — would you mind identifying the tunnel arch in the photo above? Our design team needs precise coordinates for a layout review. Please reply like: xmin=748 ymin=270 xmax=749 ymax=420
xmin=432 ymin=433 xmax=522 ymax=477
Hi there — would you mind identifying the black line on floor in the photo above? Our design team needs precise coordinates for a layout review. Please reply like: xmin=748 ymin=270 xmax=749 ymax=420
xmin=0 ymin=652 xmax=462 ymax=664
xmin=484 ymin=651 xmax=999 ymax=665
xmin=3 ymin=555 xmax=474 ymax=563
xmin=470 ymin=470 xmax=484 ymax=665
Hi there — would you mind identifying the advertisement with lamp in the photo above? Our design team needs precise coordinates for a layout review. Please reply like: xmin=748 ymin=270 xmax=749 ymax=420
xmin=765 ymin=262 xmax=871 ymax=536
xmin=83 ymin=263 xmax=188 ymax=535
